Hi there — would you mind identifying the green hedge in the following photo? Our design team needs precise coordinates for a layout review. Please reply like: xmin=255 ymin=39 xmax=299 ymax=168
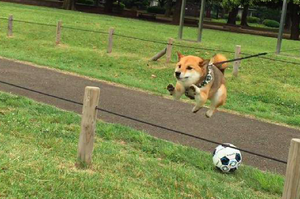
xmin=247 ymin=16 xmax=260 ymax=23
xmin=147 ymin=6 xmax=166 ymax=14
xmin=263 ymin=19 xmax=280 ymax=28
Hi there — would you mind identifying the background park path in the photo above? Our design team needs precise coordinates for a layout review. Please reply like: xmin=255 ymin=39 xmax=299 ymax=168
xmin=0 ymin=57 xmax=299 ymax=174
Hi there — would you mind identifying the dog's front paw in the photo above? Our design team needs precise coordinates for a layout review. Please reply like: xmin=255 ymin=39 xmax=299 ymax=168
xmin=185 ymin=86 xmax=196 ymax=100
xmin=167 ymin=84 xmax=175 ymax=95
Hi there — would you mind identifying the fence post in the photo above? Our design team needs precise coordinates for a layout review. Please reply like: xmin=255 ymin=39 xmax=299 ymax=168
xmin=282 ymin=139 xmax=300 ymax=199
xmin=107 ymin=28 xmax=114 ymax=53
xmin=77 ymin=86 xmax=100 ymax=166
xmin=7 ymin=15 xmax=13 ymax=37
xmin=56 ymin=20 xmax=62 ymax=45
xmin=233 ymin=45 xmax=241 ymax=77
xmin=166 ymin=38 xmax=174 ymax=63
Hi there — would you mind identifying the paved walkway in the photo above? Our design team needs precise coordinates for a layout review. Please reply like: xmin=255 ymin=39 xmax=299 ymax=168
xmin=1 ymin=58 xmax=299 ymax=174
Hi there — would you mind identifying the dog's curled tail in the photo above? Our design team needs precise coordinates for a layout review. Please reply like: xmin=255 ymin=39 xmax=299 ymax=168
xmin=212 ymin=54 xmax=228 ymax=74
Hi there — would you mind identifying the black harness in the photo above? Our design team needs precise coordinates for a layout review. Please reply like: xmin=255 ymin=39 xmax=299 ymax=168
xmin=196 ymin=64 xmax=213 ymax=88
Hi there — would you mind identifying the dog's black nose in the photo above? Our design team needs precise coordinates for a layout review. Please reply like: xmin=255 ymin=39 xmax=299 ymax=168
xmin=175 ymin=72 xmax=181 ymax=78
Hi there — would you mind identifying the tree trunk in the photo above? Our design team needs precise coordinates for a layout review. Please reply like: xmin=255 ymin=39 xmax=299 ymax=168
xmin=285 ymin=2 xmax=292 ymax=30
xmin=172 ymin=0 xmax=182 ymax=25
xmin=240 ymin=4 xmax=249 ymax=26
xmin=227 ymin=6 xmax=239 ymax=25
xmin=105 ymin=0 xmax=114 ymax=13
xmin=216 ymin=7 xmax=219 ymax=19
xmin=62 ymin=0 xmax=75 ymax=10
xmin=165 ymin=0 xmax=173 ymax=17
xmin=290 ymin=3 xmax=300 ymax=40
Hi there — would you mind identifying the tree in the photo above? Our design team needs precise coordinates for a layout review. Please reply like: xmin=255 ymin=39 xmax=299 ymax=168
xmin=260 ymin=0 xmax=300 ymax=40
xmin=105 ymin=0 xmax=114 ymax=13
xmin=62 ymin=0 xmax=75 ymax=10
xmin=290 ymin=0 xmax=300 ymax=40
xmin=172 ymin=0 xmax=182 ymax=24
xmin=222 ymin=0 xmax=241 ymax=25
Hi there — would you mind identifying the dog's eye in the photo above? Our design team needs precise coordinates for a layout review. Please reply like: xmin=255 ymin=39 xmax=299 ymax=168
xmin=187 ymin=66 xmax=193 ymax=70
xmin=178 ymin=65 xmax=181 ymax=69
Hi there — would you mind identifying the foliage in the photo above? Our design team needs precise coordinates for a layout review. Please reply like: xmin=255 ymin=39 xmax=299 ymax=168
xmin=252 ymin=6 xmax=281 ymax=22
xmin=113 ymin=1 xmax=125 ymax=11
xmin=247 ymin=16 xmax=260 ymax=23
xmin=76 ymin=0 xmax=94 ymax=5
xmin=122 ymin=0 xmax=149 ymax=9
xmin=147 ymin=6 xmax=166 ymax=14
xmin=262 ymin=19 xmax=280 ymax=27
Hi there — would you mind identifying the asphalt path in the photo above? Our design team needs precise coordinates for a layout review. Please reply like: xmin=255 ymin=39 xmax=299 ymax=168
xmin=1 ymin=58 xmax=299 ymax=174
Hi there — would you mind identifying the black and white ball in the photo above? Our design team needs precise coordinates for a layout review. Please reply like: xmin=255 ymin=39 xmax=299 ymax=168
xmin=212 ymin=143 xmax=242 ymax=173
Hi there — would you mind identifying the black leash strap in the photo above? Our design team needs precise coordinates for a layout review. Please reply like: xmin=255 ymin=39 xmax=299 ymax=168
xmin=213 ymin=52 xmax=268 ymax=66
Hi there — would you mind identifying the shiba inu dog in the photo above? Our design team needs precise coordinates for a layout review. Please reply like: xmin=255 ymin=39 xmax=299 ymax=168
xmin=167 ymin=52 xmax=228 ymax=118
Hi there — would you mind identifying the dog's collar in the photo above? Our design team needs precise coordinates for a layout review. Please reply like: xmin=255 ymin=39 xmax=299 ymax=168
xmin=196 ymin=64 xmax=213 ymax=88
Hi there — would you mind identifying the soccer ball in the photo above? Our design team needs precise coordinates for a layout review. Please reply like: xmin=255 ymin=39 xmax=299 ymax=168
xmin=212 ymin=143 xmax=242 ymax=173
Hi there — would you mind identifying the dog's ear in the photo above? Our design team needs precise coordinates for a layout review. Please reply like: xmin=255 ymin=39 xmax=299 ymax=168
xmin=177 ymin=52 xmax=184 ymax=61
xmin=199 ymin=59 xmax=209 ymax=67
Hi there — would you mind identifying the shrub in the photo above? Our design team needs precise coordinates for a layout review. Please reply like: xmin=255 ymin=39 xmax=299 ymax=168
xmin=77 ymin=0 xmax=94 ymax=5
xmin=113 ymin=2 xmax=125 ymax=13
xmin=147 ymin=6 xmax=166 ymax=14
xmin=247 ymin=16 xmax=260 ymax=23
xmin=263 ymin=19 xmax=280 ymax=28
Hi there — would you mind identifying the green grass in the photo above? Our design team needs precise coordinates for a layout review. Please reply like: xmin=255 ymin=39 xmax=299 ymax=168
xmin=0 ymin=2 xmax=300 ymax=128
xmin=0 ymin=91 xmax=284 ymax=198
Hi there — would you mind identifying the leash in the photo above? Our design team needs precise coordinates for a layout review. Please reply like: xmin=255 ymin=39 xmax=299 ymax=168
xmin=211 ymin=52 xmax=268 ymax=66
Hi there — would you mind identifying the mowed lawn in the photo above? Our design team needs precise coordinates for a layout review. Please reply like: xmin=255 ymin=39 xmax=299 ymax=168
xmin=0 ymin=2 xmax=300 ymax=127
xmin=0 ymin=92 xmax=284 ymax=198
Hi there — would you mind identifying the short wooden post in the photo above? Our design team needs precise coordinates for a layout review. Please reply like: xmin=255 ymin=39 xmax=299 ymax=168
xmin=150 ymin=48 xmax=167 ymax=61
xmin=166 ymin=38 xmax=174 ymax=63
xmin=107 ymin=28 xmax=114 ymax=53
xmin=56 ymin=21 xmax=62 ymax=45
xmin=77 ymin=86 xmax=100 ymax=166
xmin=233 ymin=45 xmax=241 ymax=77
xmin=7 ymin=15 xmax=13 ymax=37
xmin=282 ymin=139 xmax=300 ymax=199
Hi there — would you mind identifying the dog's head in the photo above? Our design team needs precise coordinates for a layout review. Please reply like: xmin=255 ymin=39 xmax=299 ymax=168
xmin=174 ymin=52 xmax=209 ymax=86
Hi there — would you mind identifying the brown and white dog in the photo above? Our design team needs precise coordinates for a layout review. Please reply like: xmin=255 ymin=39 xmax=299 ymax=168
xmin=167 ymin=52 xmax=228 ymax=118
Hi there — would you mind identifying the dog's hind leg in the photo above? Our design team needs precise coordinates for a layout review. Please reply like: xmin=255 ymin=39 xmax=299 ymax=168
xmin=206 ymin=84 xmax=227 ymax=118
xmin=189 ymin=85 xmax=208 ymax=113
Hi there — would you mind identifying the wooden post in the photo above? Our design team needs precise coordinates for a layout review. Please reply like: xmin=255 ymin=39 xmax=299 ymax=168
xmin=77 ymin=86 xmax=100 ymax=166
xmin=150 ymin=48 xmax=167 ymax=61
xmin=7 ymin=15 xmax=13 ymax=37
xmin=56 ymin=21 xmax=62 ymax=45
xmin=282 ymin=139 xmax=300 ymax=199
xmin=233 ymin=45 xmax=241 ymax=77
xmin=166 ymin=38 xmax=174 ymax=63
xmin=107 ymin=28 xmax=114 ymax=53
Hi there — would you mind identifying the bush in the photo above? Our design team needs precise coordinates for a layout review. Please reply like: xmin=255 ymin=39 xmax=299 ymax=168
xmin=263 ymin=19 xmax=280 ymax=28
xmin=247 ymin=16 xmax=260 ymax=23
xmin=77 ymin=0 xmax=94 ymax=5
xmin=147 ymin=6 xmax=166 ymax=14
xmin=113 ymin=2 xmax=125 ymax=13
